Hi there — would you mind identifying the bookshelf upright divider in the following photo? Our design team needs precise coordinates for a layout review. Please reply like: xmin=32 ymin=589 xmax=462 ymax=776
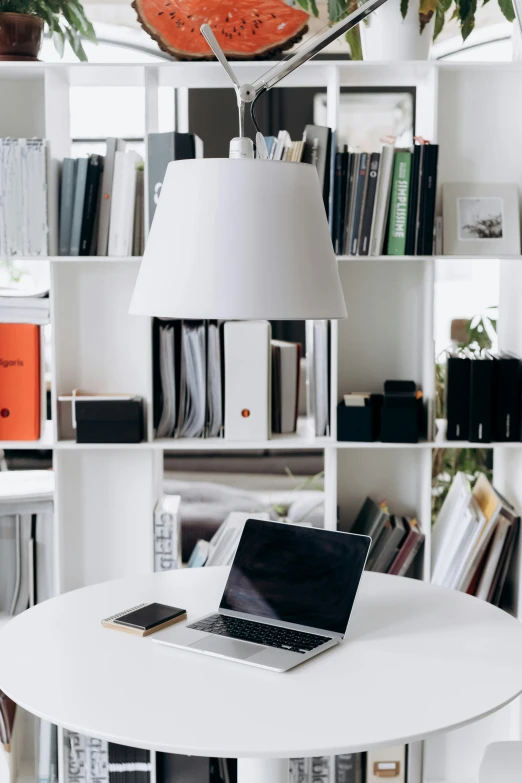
xmin=1 ymin=59 xmax=522 ymax=783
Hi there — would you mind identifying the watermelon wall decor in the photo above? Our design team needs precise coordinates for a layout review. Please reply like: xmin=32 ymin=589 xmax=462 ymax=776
xmin=132 ymin=0 xmax=310 ymax=60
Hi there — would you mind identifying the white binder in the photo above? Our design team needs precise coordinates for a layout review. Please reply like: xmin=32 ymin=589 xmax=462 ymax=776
xmin=224 ymin=320 xmax=271 ymax=441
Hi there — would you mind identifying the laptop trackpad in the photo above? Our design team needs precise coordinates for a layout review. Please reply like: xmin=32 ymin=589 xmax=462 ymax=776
xmin=190 ymin=636 xmax=264 ymax=660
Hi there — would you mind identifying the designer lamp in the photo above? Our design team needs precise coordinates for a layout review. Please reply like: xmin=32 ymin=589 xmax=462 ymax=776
xmin=129 ymin=0 xmax=388 ymax=320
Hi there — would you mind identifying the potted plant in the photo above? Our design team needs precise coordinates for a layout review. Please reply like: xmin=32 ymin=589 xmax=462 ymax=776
xmin=0 ymin=0 xmax=96 ymax=61
xmin=296 ymin=0 xmax=516 ymax=60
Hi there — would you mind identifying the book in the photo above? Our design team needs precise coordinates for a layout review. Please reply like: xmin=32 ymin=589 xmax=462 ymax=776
xmin=69 ymin=157 xmax=89 ymax=257
xmin=306 ymin=320 xmax=329 ymax=437
xmin=0 ymin=294 xmax=50 ymax=325
xmin=108 ymin=151 xmax=141 ymax=257
xmin=367 ymin=515 xmax=407 ymax=573
xmin=176 ymin=321 xmax=206 ymax=439
xmin=59 ymin=158 xmax=77 ymax=256
xmin=348 ymin=152 xmax=368 ymax=256
xmin=302 ymin=125 xmax=332 ymax=216
xmin=289 ymin=758 xmax=310 ymax=783
xmin=468 ymin=356 xmax=494 ymax=443
xmin=418 ymin=144 xmax=439 ymax=255
xmin=206 ymin=321 xmax=223 ymax=438
xmin=0 ymin=323 xmax=40 ymax=440
xmin=342 ymin=153 xmax=357 ymax=255
xmin=156 ymin=321 xmax=178 ymax=438
xmin=0 ymin=139 xmax=48 ymax=258
xmin=310 ymin=757 xmax=334 ymax=782
xmin=271 ymin=339 xmax=301 ymax=434
xmin=492 ymin=355 xmax=521 ymax=441
xmin=101 ymin=602 xmax=186 ymax=636
xmin=359 ymin=152 xmax=380 ymax=256
xmin=386 ymin=150 xmax=412 ymax=256
xmin=431 ymin=472 xmax=473 ymax=586
xmin=333 ymin=150 xmax=344 ymax=255
xmin=446 ymin=356 xmax=471 ymax=440
xmin=350 ymin=497 xmax=389 ymax=555
xmin=369 ymin=143 xmax=395 ymax=256
xmin=97 ymin=137 xmax=126 ymax=256
xmin=388 ymin=518 xmax=424 ymax=577
xmin=187 ymin=539 xmax=210 ymax=567
xmin=336 ymin=754 xmax=363 ymax=783
xmin=405 ymin=144 xmax=422 ymax=256
xmin=154 ymin=494 xmax=181 ymax=571
xmin=80 ymin=154 xmax=104 ymax=255
xmin=490 ymin=517 xmax=519 ymax=606
xmin=224 ymin=320 xmax=271 ymax=441
xmin=132 ymin=167 xmax=145 ymax=256
xmin=475 ymin=515 xmax=511 ymax=600
xmin=147 ymin=131 xmax=204 ymax=227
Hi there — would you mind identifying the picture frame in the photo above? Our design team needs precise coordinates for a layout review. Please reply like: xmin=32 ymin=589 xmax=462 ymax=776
xmin=442 ymin=183 xmax=521 ymax=256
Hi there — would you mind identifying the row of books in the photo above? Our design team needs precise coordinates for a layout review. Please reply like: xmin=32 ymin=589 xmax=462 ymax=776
xmin=291 ymin=745 xmax=414 ymax=783
xmin=431 ymin=472 xmax=519 ymax=604
xmin=446 ymin=353 xmax=522 ymax=442
xmin=59 ymin=147 xmax=144 ymax=257
xmin=59 ymin=131 xmax=203 ymax=258
xmin=331 ymin=142 xmax=439 ymax=257
xmin=350 ymin=497 xmax=424 ymax=576
xmin=64 ymin=732 xmax=152 ymax=783
xmin=154 ymin=320 xmax=305 ymax=441
xmin=0 ymin=139 xmax=48 ymax=258
xmin=158 ymin=753 xmax=236 ymax=782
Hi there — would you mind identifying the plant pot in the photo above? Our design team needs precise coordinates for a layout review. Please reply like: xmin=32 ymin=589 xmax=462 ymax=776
xmin=360 ymin=0 xmax=433 ymax=61
xmin=0 ymin=12 xmax=44 ymax=61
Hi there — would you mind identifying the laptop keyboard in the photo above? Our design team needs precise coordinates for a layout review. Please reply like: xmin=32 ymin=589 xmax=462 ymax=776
xmin=188 ymin=614 xmax=332 ymax=654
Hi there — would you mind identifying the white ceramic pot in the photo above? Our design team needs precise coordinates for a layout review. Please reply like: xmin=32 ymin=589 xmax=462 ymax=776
xmin=360 ymin=0 xmax=434 ymax=61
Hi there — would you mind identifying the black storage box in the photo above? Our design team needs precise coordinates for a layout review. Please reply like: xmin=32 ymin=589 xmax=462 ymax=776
xmin=75 ymin=397 xmax=144 ymax=444
xmin=380 ymin=381 xmax=424 ymax=443
xmin=337 ymin=396 xmax=383 ymax=442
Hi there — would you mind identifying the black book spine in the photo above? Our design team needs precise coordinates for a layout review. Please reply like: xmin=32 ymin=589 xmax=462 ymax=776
xmin=343 ymin=153 xmax=356 ymax=255
xmin=349 ymin=152 xmax=368 ymax=256
xmin=446 ymin=356 xmax=471 ymax=440
xmin=333 ymin=151 xmax=343 ymax=254
xmin=79 ymin=155 xmax=103 ymax=255
xmin=359 ymin=152 xmax=380 ymax=256
xmin=493 ymin=357 xmax=522 ymax=442
xmin=420 ymin=144 xmax=439 ymax=255
xmin=339 ymin=146 xmax=349 ymax=254
xmin=405 ymin=145 xmax=421 ymax=256
xmin=469 ymin=358 xmax=494 ymax=443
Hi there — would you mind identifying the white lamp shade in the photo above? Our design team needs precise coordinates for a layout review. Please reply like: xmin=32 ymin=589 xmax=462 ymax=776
xmin=129 ymin=158 xmax=347 ymax=320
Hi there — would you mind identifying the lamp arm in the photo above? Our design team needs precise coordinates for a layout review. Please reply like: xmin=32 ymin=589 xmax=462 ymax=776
xmin=249 ymin=0 xmax=389 ymax=95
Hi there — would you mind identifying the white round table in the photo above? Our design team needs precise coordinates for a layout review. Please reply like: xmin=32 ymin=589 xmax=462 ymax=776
xmin=2 ymin=568 xmax=522 ymax=783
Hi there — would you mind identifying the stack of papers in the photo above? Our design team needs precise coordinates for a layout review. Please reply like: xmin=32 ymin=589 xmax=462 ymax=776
xmin=0 ymin=139 xmax=48 ymax=258
xmin=0 ymin=288 xmax=50 ymax=324
xmin=156 ymin=321 xmax=223 ymax=440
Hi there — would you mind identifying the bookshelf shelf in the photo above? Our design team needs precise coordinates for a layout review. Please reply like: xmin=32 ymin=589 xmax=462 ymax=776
xmin=0 ymin=421 xmax=54 ymax=451
xmin=2 ymin=57 xmax=522 ymax=783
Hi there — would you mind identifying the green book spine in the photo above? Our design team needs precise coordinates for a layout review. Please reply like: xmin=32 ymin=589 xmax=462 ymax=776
xmin=387 ymin=150 xmax=412 ymax=256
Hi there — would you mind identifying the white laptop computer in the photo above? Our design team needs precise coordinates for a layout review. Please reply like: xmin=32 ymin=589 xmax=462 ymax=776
xmin=154 ymin=518 xmax=371 ymax=672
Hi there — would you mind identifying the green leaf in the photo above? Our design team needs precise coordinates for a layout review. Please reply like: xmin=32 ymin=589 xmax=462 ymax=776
xmin=345 ymin=25 xmax=362 ymax=58
xmin=295 ymin=0 xmax=310 ymax=12
xmin=442 ymin=0 xmax=452 ymax=11
xmin=419 ymin=0 xmax=438 ymax=31
xmin=309 ymin=0 xmax=319 ymax=16
xmin=433 ymin=0 xmax=445 ymax=37
xmin=52 ymin=27 xmax=65 ymax=56
xmin=328 ymin=0 xmax=347 ymax=23
xmin=498 ymin=0 xmax=515 ymax=21
xmin=400 ymin=0 xmax=408 ymax=18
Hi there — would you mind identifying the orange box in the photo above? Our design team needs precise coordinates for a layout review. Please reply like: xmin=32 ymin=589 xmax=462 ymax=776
xmin=0 ymin=324 xmax=41 ymax=440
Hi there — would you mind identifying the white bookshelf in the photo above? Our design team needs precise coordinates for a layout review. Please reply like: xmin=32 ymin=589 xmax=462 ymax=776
xmin=1 ymin=58 xmax=522 ymax=783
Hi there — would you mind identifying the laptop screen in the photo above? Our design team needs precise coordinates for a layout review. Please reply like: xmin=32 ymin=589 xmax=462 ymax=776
xmin=220 ymin=519 xmax=371 ymax=635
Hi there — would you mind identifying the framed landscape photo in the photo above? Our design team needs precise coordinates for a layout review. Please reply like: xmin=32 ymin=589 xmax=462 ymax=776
xmin=442 ymin=183 xmax=521 ymax=256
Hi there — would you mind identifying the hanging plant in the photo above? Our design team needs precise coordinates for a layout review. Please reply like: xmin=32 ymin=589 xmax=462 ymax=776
xmin=295 ymin=0 xmax=516 ymax=57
